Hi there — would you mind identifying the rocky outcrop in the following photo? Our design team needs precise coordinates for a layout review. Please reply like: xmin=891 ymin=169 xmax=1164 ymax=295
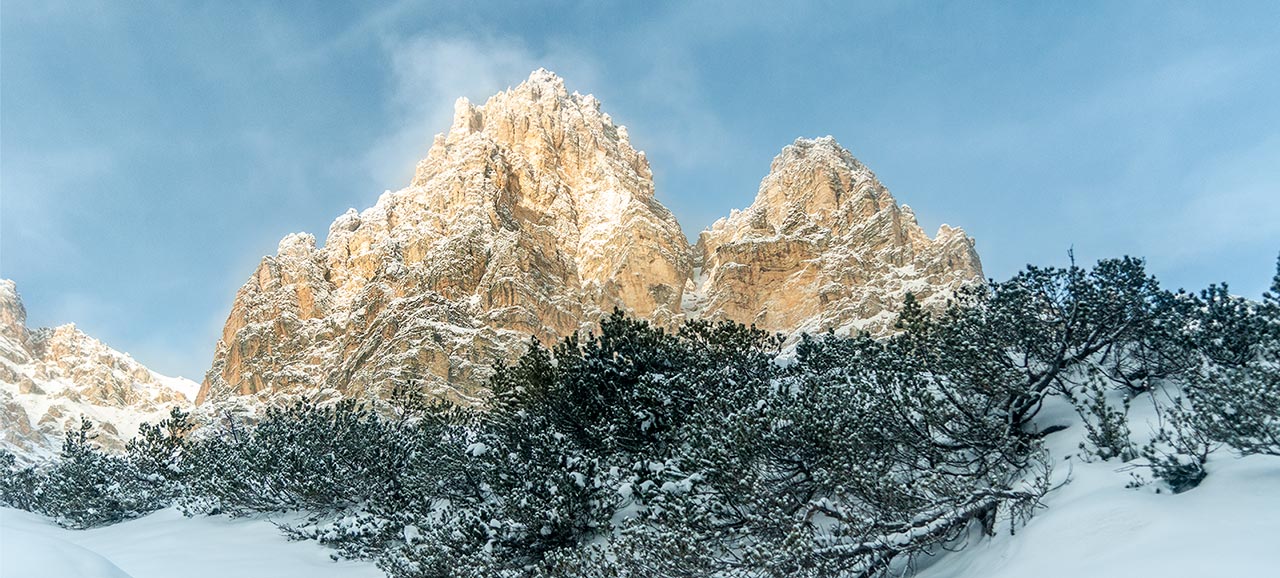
xmin=694 ymin=137 xmax=982 ymax=335
xmin=0 ymin=280 xmax=199 ymax=461
xmin=198 ymin=72 xmax=983 ymax=407
xmin=198 ymin=70 xmax=692 ymax=405
xmin=0 ymin=280 xmax=27 ymax=344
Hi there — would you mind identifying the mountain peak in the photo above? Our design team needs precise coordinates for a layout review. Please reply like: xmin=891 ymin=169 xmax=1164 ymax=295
xmin=750 ymin=136 xmax=881 ymax=232
xmin=789 ymin=134 xmax=842 ymax=151
xmin=201 ymin=69 xmax=691 ymax=405
xmin=426 ymin=70 xmax=630 ymax=181
xmin=523 ymin=67 xmax=567 ymax=90
xmin=772 ymin=135 xmax=867 ymax=175
xmin=0 ymin=279 xmax=198 ymax=460
xmin=696 ymin=137 xmax=982 ymax=335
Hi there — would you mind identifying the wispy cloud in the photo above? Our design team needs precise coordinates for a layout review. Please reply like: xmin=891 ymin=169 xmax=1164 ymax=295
xmin=624 ymin=43 xmax=735 ymax=171
xmin=0 ymin=147 xmax=117 ymax=274
xmin=1141 ymin=136 xmax=1280 ymax=262
xmin=362 ymin=35 xmax=599 ymax=190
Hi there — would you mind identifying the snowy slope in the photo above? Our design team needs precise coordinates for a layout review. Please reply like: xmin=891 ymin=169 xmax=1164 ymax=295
xmin=916 ymin=397 xmax=1280 ymax=578
xmin=915 ymin=455 xmax=1280 ymax=578
xmin=0 ymin=508 xmax=383 ymax=578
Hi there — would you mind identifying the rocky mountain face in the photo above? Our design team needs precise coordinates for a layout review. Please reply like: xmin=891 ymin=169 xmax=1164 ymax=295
xmin=693 ymin=136 xmax=982 ymax=335
xmin=0 ymin=280 xmax=199 ymax=461
xmin=198 ymin=70 xmax=982 ymax=406
xmin=197 ymin=70 xmax=692 ymax=405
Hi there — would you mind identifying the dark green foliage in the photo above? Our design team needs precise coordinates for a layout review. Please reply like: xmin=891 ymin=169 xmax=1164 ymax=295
xmin=383 ymin=310 xmax=1046 ymax=576
xmin=0 ymin=450 xmax=41 ymax=511
xmin=632 ymin=330 xmax=1048 ymax=577
xmin=0 ymin=418 xmax=169 ymax=528
xmin=1195 ymin=283 xmax=1267 ymax=368
xmin=384 ymin=315 xmax=789 ymax=576
xmin=1183 ymin=361 xmax=1280 ymax=457
xmin=1133 ymin=254 xmax=1280 ymax=490
xmin=127 ymin=407 xmax=195 ymax=486
xmin=1174 ymin=256 xmax=1280 ymax=459
xmin=47 ymin=418 xmax=166 ymax=528
xmin=3 ymin=253 xmax=1277 ymax=576
xmin=1067 ymin=375 xmax=1135 ymax=462
xmin=923 ymin=256 xmax=1177 ymax=437
xmin=185 ymin=398 xmax=416 ymax=515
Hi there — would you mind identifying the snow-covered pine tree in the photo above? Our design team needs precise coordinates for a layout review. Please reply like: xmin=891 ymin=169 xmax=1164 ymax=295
xmin=1182 ymin=255 xmax=1280 ymax=457
xmin=36 ymin=417 xmax=168 ymax=528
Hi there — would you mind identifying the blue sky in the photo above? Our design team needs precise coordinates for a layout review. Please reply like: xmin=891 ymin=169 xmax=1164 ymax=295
xmin=2 ymin=1 xmax=1278 ymax=380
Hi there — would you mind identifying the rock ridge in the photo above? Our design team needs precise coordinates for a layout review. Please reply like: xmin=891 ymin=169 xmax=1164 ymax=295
xmin=198 ymin=72 xmax=983 ymax=406
xmin=0 ymin=280 xmax=198 ymax=461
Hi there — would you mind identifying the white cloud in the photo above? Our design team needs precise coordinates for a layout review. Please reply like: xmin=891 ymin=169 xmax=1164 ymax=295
xmin=359 ymin=27 xmax=741 ymax=192
xmin=363 ymin=35 xmax=599 ymax=190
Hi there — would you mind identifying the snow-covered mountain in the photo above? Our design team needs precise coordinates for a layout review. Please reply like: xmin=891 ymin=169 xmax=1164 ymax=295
xmin=695 ymin=136 xmax=982 ymax=335
xmin=197 ymin=70 xmax=982 ymax=406
xmin=0 ymin=280 xmax=198 ymax=461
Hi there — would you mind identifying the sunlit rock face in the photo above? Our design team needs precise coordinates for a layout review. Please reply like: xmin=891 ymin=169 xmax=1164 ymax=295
xmin=694 ymin=137 xmax=983 ymax=336
xmin=198 ymin=70 xmax=693 ymax=405
xmin=199 ymin=73 xmax=983 ymax=407
xmin=0 ymin=280 xmax=198 ymax=461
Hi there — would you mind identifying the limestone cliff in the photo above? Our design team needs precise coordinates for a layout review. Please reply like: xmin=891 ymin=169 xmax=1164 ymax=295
xmin=693 ymin=136 xmax=983 ymax=335
xmin=198 ymin=70 xmax=692 ymax=404
xmin=198 ymin=73 xmax=983 ymax=406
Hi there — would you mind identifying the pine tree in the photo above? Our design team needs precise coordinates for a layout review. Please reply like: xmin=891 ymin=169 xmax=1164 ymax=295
xmin=41 ymin=418 xmax=166 ymax=528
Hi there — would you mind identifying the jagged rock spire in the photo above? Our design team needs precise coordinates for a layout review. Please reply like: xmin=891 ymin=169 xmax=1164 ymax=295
xmin=199 ymin=69 xmax=692 ymax=405
xmin=695 ymin=136 xmax=982 ymax=335
xmin=0 ymin=280 xmax=28 ymax=344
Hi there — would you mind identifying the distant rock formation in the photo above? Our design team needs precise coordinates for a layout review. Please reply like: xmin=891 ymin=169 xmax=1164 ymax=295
xmin=0 ymin=280 xmax=198 ymax=461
